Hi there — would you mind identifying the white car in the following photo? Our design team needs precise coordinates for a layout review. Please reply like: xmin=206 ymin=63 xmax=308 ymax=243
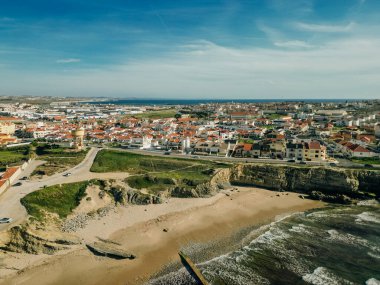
xmin=0 ymin=217 xmax=12 ymax=224
xmin=63 ymin=172 xmax=72 ymax=177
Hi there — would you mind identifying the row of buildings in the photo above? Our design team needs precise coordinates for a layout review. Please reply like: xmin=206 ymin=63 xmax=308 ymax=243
xmin=1 ymin=99 xmax=379 ymax=162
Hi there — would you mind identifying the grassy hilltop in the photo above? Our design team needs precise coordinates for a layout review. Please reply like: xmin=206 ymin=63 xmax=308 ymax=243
xmin=91 ymin=150 xmax=230 ymax=194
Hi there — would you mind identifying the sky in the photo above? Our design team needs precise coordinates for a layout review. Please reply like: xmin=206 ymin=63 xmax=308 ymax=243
xmin=0 ymin=0 xmax=380 ymax=99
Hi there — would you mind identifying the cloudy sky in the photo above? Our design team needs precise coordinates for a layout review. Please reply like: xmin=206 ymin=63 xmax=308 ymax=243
xmin=0 ymin=0 xmax=379 ymax=99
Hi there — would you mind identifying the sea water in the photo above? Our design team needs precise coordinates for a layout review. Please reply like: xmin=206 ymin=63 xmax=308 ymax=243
xmin=148 ymin=203 xmax=380 ymax=285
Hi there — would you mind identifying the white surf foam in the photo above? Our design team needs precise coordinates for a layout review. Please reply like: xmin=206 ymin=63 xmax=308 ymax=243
xmin=327 ymin=229 xmax=369 ymax=247
xmin=366 ymin=278 xmax=380 ymax=285
xmin=356 ymin=212 xmax=380 ymax=224
xmin=302 ymin=267 xmax=354 ymax=285
xmin=289 ymin=223 xmax=311 ymax=234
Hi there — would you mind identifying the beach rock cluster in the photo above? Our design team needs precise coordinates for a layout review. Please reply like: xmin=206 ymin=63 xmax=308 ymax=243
xmin=310 ymin=191 xmax=352 ymax=204
xmin=61 ymin=213 xmax=90 ymax=233
xmin=61 ymin=206 xmax=112 ymax=233
xmin=229 ymin=164 xmax=380 ymax=202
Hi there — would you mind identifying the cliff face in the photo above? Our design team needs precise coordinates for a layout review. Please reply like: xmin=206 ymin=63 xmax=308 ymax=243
xmin=170 ymin=168 xmax=231 ymax=198
xmin=229 ymin=164 xmax=380 ymax=198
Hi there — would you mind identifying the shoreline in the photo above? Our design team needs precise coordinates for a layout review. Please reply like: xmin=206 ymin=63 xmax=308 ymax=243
xmin=0 ymin=187 xmax=324 ymax=285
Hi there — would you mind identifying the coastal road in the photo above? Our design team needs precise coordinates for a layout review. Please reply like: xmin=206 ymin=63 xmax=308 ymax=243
xmin=0 ymin=147 xmax=128 ymax=232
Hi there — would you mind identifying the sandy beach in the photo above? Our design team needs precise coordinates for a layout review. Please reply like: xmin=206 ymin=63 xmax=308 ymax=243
xmin=0 ymin=187 xmax=324 ymax=285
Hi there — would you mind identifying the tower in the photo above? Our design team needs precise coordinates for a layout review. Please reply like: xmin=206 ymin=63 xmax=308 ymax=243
xmin=72 ymin=127 xmax=85 ymax=150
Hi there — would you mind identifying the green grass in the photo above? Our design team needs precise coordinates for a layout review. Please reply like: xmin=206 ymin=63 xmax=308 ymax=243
xmin=126 ymin=175 xmax=176 ymax=193
xmin=0 ymin=146 xmax=30 ymax=168
xmin=93 ymin=150 xmax=230 ymax=194
xmin=127 ymin=109 xmax=177 ymax=119
xmin=20 ymin=181 xmax=89 ymax=220
xmin=32 ymin=146 xmax=88 ymax=177
xmin=351 ymin=157 xmax=380 ymax=165
xmin=91 ymin=150 xmax=228 ymax=174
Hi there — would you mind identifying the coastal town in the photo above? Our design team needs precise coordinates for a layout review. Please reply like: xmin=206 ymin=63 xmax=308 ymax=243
xmin=0 ymin=97 xmax=380 ymax=285
xmin=1 ymin=97 xmax=379 ymax=195
xmin=1 ymin=97 xmax=379 ymax=163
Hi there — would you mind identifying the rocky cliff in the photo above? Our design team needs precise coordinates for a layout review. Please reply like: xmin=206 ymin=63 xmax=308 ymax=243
xmin=170 ymin=168 xmax=231 ymax=198
xmin=229 ymin=163 xmax=380 ymax=202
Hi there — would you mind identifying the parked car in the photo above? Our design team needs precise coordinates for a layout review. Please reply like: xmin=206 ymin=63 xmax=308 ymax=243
xmin=287 ymin=159 xmax=296 ymax=163
xmin=330 ymin=163 xmax=337 ymax=167
xmin=0 ymin=217 xmax=12 ymax=224
xmin=63 ymin=172 xmax=72 ymax=177
xmin=299 ymin=161 xmax=307 ymax=164
xmin=20 ymin=176 xmax=28 ymax=180
xmin=13 ymin=182 xmax=22 ymax=187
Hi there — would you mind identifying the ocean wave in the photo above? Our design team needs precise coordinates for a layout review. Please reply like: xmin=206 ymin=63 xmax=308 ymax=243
xmin=327 ymin=229 xmax=369 ymax=246
xmin=201 ymin=255 xmax=270 ymax=285
xmin=289 ymin=223 xmax=311 ymax=234
xmin=250 ymin=227 xmax=290 ymax=246
xmin=367 ymin=251 xmax=380 ymax=259
xmin=302 ymin=267 xmax=354 ymax=285
xmin=147 ymin=268 xmax=197 ymax=285
xmin=355 ymin=212 xmax=380 ymax=224
xmin=366 ymin=278 xmax=380 ymax=285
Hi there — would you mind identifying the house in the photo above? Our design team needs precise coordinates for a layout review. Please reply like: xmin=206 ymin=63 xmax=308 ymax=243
xmin=0 ymin=166 xmax=22 ymax=195
xmin=303 ymin=141 xmax=326 ymax=161
xmin=286 ymin=141 xmax=304 ymax=160
xmin=338 ymin=141 xmax=377 ymax=158
xmin=285 ymin=140 xmax=326 ymax=161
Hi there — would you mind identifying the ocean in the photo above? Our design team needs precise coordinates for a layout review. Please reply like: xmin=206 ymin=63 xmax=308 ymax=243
xmin=148 ymin=202 xmax=380 ymax=285
xmin=85 ymin=99 xmax=357 ymax=106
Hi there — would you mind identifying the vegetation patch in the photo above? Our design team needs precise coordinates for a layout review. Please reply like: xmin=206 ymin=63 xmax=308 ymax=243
xmin=93 ymin=150 xmax=230 ymax=194
xmin=351 ymin=157 xmax=380 ymax=165
xmin=20 ymin=181 xmax=89 ymax=221
xmin=91 ymin=150 xmax=229 ymax=174
xmin=31 ymin=144 xmax=88 ymax=177
xmin=0 ymin=146 xmax=31 ymax=170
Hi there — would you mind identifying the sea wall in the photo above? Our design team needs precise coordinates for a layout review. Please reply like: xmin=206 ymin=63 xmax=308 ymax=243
xmin=229 ymin=164 xmax=380 ymax=201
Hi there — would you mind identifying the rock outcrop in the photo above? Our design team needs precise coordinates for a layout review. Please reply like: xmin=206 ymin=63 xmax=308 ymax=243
xmin=170 ymin=168 xmax=231 ymax=198
xmin=2 ymin=224 xmax=81 ymax=254
xmin=86 ymin=242 xmax=136 ymax=259
xmin=229 ymin=163 xmax=380 ymax=202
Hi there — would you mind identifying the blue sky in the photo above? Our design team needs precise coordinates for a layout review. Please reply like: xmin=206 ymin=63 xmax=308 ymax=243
xmin=0 ymin=0 xmax=380 ymax=99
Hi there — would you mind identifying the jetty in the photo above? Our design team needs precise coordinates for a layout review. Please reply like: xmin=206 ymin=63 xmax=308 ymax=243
xmin=179 ymin=251 xmax=209 ymax=285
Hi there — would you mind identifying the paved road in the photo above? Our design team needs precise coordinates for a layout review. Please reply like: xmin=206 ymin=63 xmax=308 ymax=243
xmin=0 ymin=147 xmax=128 ymax=232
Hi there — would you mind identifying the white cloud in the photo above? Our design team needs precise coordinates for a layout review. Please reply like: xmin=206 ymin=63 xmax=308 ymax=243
xmin=294 ymin=21 xmax=355 ymax=33
xmin=56 ymin=58 xmax=81 ymax=64
xmin=274 ymin=40 xmax=314 ymax=48
xmin=1 ymin=37 xmax=380 ymax=99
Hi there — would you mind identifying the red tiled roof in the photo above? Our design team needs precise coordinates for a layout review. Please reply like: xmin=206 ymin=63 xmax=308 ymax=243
xmin=0 ymin=167 xmax=19 ymax=180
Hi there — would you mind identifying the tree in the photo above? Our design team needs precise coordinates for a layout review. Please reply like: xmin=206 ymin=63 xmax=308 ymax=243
xmin=174 ymin=113 xmax=182 ymax=120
